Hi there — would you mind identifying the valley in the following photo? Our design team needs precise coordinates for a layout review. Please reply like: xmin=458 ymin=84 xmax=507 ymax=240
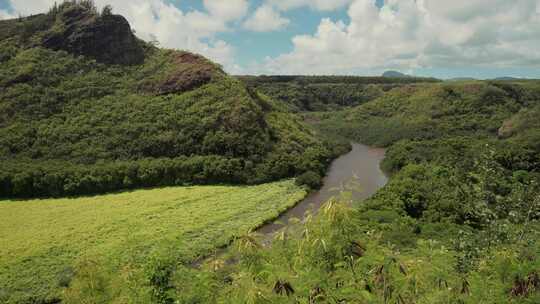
xmin=0 ymin=1 xmax=539 ymax=303
xmin=258 ymin=143 xmax=387 ymax=235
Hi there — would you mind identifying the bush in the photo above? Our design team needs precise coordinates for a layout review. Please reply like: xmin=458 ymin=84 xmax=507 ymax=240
xmin=101 ymin=5 xmax=113 ymax=16
xmin=295 ymin=171 xmax=322 ymax=189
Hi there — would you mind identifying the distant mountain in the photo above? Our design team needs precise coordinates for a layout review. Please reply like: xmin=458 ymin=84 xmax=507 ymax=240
xmin=447 ymin=77 xmax=478 ymax=81
xmin=382 ymin=70 xmax=412 ymax=78
xmin=493 ymin=76 xmax=522 ymax=81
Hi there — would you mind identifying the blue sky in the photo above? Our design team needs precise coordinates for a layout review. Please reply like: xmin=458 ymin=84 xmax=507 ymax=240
xmin=218 ymin=6 xmax=350 ymax=68
xmin=171 ymin=0 xmax=358 ymax=69
xmin=1 ymin=0 xmax=540 ymax=79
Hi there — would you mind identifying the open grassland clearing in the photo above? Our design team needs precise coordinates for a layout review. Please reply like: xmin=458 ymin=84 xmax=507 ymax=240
xmin=0 ymin=179 xmax=306 ymax=303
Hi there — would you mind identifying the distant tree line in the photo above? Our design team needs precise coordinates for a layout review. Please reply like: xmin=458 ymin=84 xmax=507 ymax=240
xmin=237 ymin=75 xmax=440 ymax=85
xmin=237 ymin=75 xmax=440 ymax=111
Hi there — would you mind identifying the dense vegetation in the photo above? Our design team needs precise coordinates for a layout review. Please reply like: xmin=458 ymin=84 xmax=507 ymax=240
xmin=0 ymin=180 xmax=306 ymax=304
xmin=158 ymin=80 xmax=539 ymax=303
xmin=0 ymin=2 xmax=334 ymax=198
xmin=238 ymin=75 xmax=440 ymax=111
xmin=308 ymin=81 xmax=537 ymax=146
xmin=1 ymin=2 xmax=539 ymax=303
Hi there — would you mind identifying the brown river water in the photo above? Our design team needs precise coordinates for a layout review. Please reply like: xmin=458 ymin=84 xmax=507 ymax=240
xmin=257 ymin=143 xmax=387 ymax=235
xmin=193 ymin=143 xmax=387 ymax=266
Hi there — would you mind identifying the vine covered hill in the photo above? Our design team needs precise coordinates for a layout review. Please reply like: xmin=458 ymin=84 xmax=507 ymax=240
xmin=0 ymin=2 xmax=333 ymax=198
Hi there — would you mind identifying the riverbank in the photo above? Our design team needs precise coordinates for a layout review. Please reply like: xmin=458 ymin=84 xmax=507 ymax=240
xmin=258 ymin=143 xmax=387 ymax=235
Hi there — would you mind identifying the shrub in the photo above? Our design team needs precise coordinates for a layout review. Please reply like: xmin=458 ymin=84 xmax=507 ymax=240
xmin=295 ymin=171 xmax=322 ymax=189
xmin=101 ymin=5 xmax=113 ymax=16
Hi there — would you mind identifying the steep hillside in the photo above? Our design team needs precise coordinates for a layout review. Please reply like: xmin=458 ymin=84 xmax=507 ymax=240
xmin=0 ymin=2 xmax=332 ymax=198
xmin=0 ymin=2 xmax=144 ymax=65
xmin=311 ymin=81 xmax=540 ymax=146
xmin=499 ymin=103 xmax=540 ymax=146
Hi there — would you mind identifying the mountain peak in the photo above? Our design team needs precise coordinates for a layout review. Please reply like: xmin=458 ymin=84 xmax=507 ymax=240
xmin=382 ymin=70 xmax=411 ymax=78
xmin=1 ymin=1 xmax=145 ymax=65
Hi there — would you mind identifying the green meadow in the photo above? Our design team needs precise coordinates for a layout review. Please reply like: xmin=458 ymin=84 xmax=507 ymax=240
xmin=0 ymin=180 xmax=306 ymax=303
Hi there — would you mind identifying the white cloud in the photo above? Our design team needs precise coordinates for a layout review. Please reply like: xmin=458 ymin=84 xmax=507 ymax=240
xmin=5 ymin=0 xmax=51 ymax=15
xmin=252 ymin=0 xmax=540 ymax=75
xmin=0 ymin=10 xmax=15 ymax=20
xmin=4 ymin=0 xmax=540 ymax=76
xmin=2 ymin=0 xmax=243 ymax=72
xmin=243 ymin=4 xmax=289 ymax=32
xmin=266 ymin=0 xmax=354 ymax=11
xmin=101 ymin=0 xmax=239 ymax=69
xmin=203 ymin=0 xmax=249 ymax=22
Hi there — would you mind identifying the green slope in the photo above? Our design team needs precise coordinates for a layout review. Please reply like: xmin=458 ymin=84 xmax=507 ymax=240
xmin=310 ymin=81 xmax=540 ymax=146
xmin=0 ymin=2 xmax=332 ymax=198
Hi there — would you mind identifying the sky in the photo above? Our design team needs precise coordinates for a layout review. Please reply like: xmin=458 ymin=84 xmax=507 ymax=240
xmin=1 ymin=0 xmax=540 ymax=79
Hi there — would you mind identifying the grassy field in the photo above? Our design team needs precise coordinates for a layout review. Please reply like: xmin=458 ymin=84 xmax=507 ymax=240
xmin=0 ymin=180 xmax=306 ymax=303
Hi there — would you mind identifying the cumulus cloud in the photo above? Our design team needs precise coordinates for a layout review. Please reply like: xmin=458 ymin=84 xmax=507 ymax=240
xmin=0 ymin=10 xmax=15 ymax=20
xmin=203 ymin=0 xmax=248 ymax=22
xmin=266 ymin=0 xmax=354 ymax=11
xmin=243 ymin=4 xmax=289 ymax=32
xmin=0 ymin=0 xmax=246 ymax=72
xmin=103 ymin=0 xmax=244 ymax=71
xmin=3 ymin=0 xmax=540 ymax=76
xmin=2 ymin=0 xmax=51 ymax=15
xmin=253 ymin=0 xmax=540 ymax=75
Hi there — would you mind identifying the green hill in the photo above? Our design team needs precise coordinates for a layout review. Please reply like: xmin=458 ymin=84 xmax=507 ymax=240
xmin=0 ymin=2 xmax=333 ymax=198
xmin=312 ymin=81 xmax=540 ymax=146
xmin=382 ymin=70 xmax=412 ymax=78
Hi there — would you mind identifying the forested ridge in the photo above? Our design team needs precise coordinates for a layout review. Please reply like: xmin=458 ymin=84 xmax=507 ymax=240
xmin=0 ymin=1 xmax=336 ymax=198
xmin=237 ymin=75 xmax=440 ymax=111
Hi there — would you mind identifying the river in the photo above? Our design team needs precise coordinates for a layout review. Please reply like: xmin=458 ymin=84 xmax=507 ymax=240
xmin=257 ymin=143 xmax=387 ymax=235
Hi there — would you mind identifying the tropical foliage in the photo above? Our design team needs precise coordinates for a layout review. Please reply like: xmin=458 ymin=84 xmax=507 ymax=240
xmin=163 ymin=80 xmax=540 ymax=304
xmin=0 ymin=3 xmax=334 ymax=198
xmin=1 ymin=2 xmax=539 ymax=303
